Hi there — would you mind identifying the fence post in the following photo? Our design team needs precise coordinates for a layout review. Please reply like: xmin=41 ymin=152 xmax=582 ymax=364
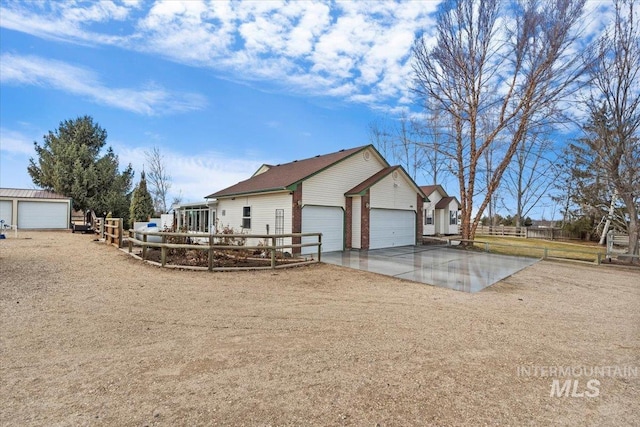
xmin=271 ymin=236 xmax=276 ymax=269
xmin=128 ymin=229 xmax=132 ymax=253
xmin=208 ymin=236 xmax=214 ymax=271
xmin=318 ymin=233 xmax=322 ymax=263
xmin=161 ymin=235 xmax=166 ymax=267
xmin=142 ymin=234 xmax=147 ymax=260
xmin=596 ymin=253 xmax=602 ymax=265
xmin=117 ymin=219 xmax=123 ymax=248
xmin=484 ymin=242 xmax=489 ymax=252
xmin=543 ymin=248 xmax=548 ymax=259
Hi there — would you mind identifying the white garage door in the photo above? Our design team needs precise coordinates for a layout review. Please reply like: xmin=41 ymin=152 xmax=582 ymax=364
xmin=18 ymin=201 xmax=69 ymax=229
xmin=370 ymin=209 xmax=415 ymax=249
xmin=301 ymin=206 xmax=344 ymax=254
xmin=0 ymin=201 xmax=12 ymax=226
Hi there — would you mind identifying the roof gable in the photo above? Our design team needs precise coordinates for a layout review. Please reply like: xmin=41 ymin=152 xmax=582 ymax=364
xmin=420 ymin=184 xmax=448 ymax=198
xmin=345 ymin=166 xmax=428 ymax=200
xmin=207 ymin=145 xmax=374 ymax=198
xmin=435 ymin=196 xmax=460 ymax=209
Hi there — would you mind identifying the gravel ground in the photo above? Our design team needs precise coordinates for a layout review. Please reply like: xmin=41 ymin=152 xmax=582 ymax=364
xmin=1 ymin=231 xmax=638 ymax=426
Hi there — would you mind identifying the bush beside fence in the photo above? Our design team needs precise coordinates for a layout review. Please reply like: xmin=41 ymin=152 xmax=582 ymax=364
xmin=126 ymin=229 xmax=322 ymax=271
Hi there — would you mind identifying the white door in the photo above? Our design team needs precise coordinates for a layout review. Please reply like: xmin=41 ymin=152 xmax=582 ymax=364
xmin=18 ymin=201 xmax=69 ymax=229
xmin=370 ymin=209 xmax=415 ymax=249
xmin=0 ymin=200 xmax=12 ymax=226
xmin=301 ymin=206 xmax=344 ymax=254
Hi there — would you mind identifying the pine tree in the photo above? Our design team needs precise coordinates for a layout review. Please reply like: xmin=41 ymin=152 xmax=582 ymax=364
xmin=129 ymin=171 xmax=155 ymax=228
xmin=28 ymin=116 xmax=133 ymax=219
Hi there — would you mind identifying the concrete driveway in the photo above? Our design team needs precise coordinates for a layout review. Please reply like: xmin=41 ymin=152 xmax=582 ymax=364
xmin=322 ymin=245 xmax=539 ymax=292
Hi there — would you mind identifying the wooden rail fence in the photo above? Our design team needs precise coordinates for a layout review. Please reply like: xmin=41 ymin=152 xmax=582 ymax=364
xmin=126 ymin=230 xmax=322 ymax=271
xmin=448 ymin=238 xmax=606 ymax=265
xmin=475 ymin=225 xmax=580 ymax=240
xmin=104 ymin=218 xmax=123 ymax=248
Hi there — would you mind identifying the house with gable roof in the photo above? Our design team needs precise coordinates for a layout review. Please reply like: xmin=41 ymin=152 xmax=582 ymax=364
xmin=206 ymin=145 xmax=427 ymax=254
xmin=420 ymin=185 xmax=460 ymax=236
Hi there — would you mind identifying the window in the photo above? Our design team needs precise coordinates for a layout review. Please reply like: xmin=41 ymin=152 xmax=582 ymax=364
xmin=242 ymin=206 xmax=251 ymax=229
xmin=450 ymin=210 xmax=458 ymax=225
xmin=425 ymin=209 xmax=434 ymax=225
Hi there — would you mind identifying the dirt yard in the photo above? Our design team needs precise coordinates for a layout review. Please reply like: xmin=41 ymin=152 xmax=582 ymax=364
xmin=1 ymin=232 xmax=638 ymax=426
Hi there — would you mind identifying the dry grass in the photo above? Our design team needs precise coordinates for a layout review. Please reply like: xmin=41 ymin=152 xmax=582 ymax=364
xmin=468 ymin=236 xmax=606 ymax=262
xmin=1 ymin=231 xmax=638 ymax=426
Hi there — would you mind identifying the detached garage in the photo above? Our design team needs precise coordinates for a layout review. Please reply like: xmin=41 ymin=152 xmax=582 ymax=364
xmin=0 ymin=188 xmax=71 ymax=230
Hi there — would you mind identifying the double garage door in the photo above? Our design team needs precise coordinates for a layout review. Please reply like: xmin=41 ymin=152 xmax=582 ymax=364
xmin=369 ymin=209 xmax=416 ymax=249
xmin=0 ymin=200 xmax=69 ymax=229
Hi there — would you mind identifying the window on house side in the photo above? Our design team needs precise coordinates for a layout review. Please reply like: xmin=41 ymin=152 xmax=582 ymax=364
xmin=425 ymin=209 xmax=434 ymax=225
xmin=450 ymin=210 xmax=458 ymax=225
xmin=242 ymin=206 xmax=251 ymax=229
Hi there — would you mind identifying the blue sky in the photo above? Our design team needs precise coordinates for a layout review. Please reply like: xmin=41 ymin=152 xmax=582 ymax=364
xmin=1 ymin=0 xmax=442 ymax=203
xmin=0 ymin=0 xmax=614 ymax=218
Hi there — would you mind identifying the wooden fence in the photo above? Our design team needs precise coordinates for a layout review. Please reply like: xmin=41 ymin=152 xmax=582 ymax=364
xmin=476 ymin=225 xmax=526 ymax=237
xmin=448 ymin=238 xmax=606 ymax=265
xmin=475 ymin=225 xmax=579 ymax=240
xmin=104 ymin=218 xmax=123 ymax=248
xmin=126 ymin=230 xmax=322 ymax=271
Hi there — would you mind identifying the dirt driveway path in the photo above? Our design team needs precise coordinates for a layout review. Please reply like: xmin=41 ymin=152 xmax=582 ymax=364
xmin=1 ymin=232 xmax=638 ymax=426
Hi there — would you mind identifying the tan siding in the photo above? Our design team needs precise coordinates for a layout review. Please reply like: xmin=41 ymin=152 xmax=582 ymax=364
xmin=369 ymin=173 xmax=418 ymax=210
xmin=351 ymin=197 xmax=361 ymax=249
xmin=303 ymin=148 xmax=385 ymax=207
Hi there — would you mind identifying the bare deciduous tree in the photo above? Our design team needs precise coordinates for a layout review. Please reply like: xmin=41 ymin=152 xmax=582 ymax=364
xmin=145 ymin=146 xmax=172 ymax=214
xmin=502 ymin=124 xmax=560 ymax=227
xmin=412 ymin=0 xmax=587 ymax=241
xmin=582 ymin=0 xmax=640 ymax=256
xmin=412 ymin=99 xmax=454 ymax=186
xmin=368 ymin=114 xmax=428 ymax=181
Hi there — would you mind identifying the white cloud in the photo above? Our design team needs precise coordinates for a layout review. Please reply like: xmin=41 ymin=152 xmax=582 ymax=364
xmin=0 ymin=0 xmax=441 ymax=111
xmin=113 ymin=144 xmax=266 ymax=202
xmin=0 ymin=53 xmax=207 ymax=115
xmin=0 ymin=127 xmax=35 ymax=155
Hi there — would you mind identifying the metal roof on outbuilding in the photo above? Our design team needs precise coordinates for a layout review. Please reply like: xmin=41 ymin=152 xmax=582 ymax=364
xmin=0 ymin=188 xmax=71 ymax=200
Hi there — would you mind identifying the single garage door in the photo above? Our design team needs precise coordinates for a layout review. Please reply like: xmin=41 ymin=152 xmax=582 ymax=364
xmin=370 ymin=209 xmax=415 ymax=249
xmin=18 ymin=201 xmax=69 ymax=229
xmin=301 ymin=206 xmax=344 ymax=254
xmin=0 ymin=200 xmax=12 ymax=226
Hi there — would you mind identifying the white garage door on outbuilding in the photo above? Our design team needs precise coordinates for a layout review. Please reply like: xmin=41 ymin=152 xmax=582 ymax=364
xmin=18 ymin=201 xmax=69 ymax=229
xmin=370 ymin=209 xmax=415 ymax=249
xmin=0 ymin=188 xmax=71 ymax=230
xmin=301 ymin=205 xmax=344 ymax=254
xmin=0 ymin=200 xmax=12 ymax=226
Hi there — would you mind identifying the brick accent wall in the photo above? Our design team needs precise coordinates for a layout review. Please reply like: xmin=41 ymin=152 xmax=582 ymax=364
xmin=361 ymin=190 xmax=370 ymax=250
xmin=416 ymin=193 xmax=424 ymax=241
xmin=292 ymin=184 xmax=302 ymax=255
xmin=345 ymin=197 xmax=352 ymax=249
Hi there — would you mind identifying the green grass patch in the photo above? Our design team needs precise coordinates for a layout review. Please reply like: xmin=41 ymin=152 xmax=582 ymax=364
xmin=467 ymin=236 xmax=606 ymax=262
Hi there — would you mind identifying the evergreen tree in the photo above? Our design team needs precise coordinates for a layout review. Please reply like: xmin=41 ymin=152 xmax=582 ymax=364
xmin=129 ymin=171 xmax=155 ymax=228
xmin=27 ymin=116 xmax=134 ymax=219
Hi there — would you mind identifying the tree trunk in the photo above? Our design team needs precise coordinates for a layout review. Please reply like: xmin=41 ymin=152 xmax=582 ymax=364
xmin=621 ymin=193 xmax=640 ymax=259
